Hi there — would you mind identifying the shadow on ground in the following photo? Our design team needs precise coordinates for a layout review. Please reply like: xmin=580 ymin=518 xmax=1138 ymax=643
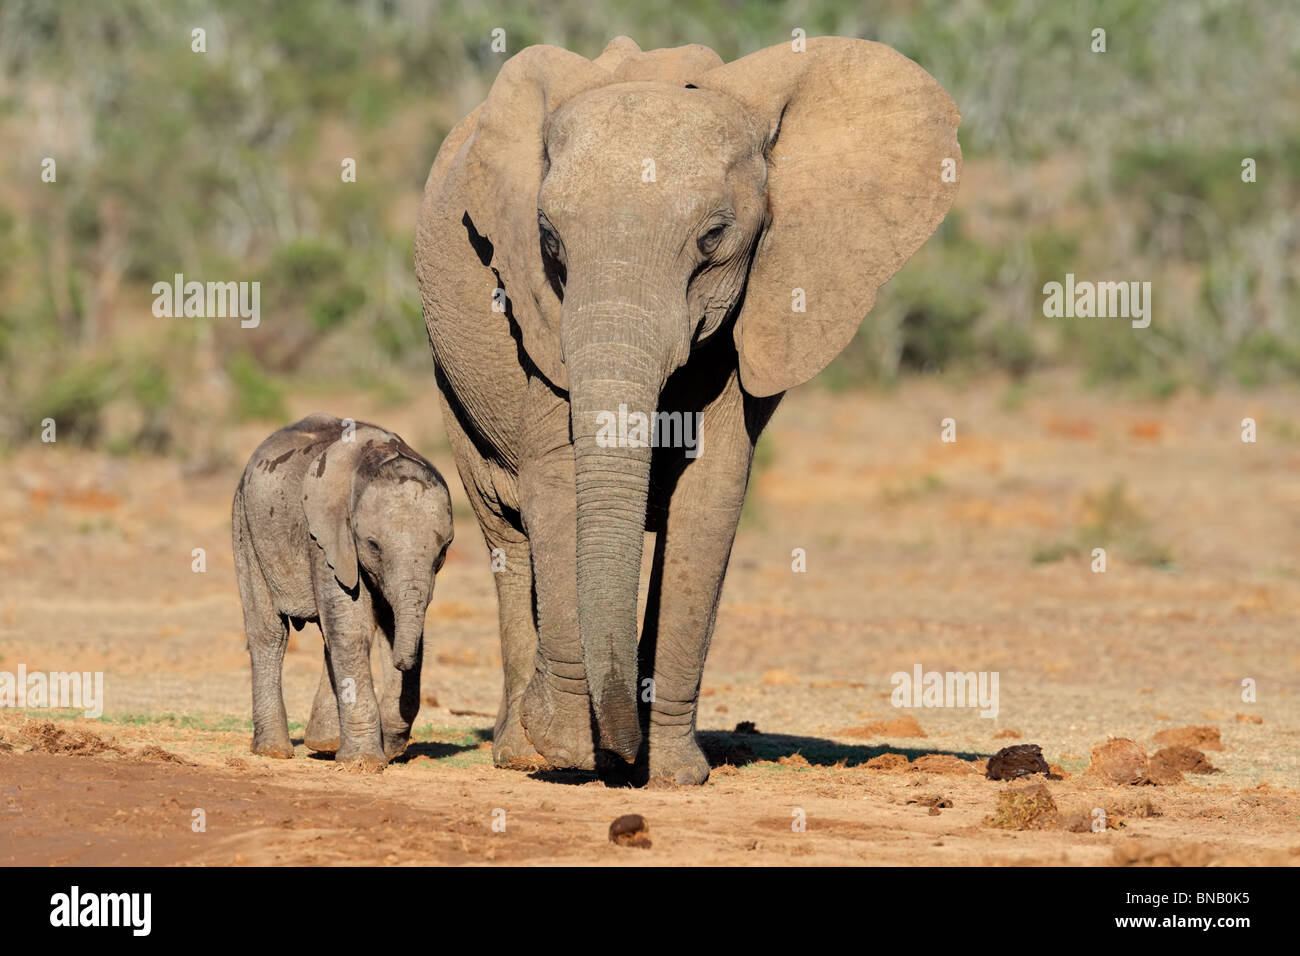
xmin=698 ymin=729 xmax=992 ymax=768
xmin=526 ymin=730 xmax=994 ymax=786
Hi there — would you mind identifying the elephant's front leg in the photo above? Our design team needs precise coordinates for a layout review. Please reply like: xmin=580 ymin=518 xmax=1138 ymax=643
xmin=316 ymin=580 xmax=387 ymax=771
xmin=641 ymin=375 xmax=779 ymax=784
xmin=518 ymin=375 xmax=595 ymax=770
xmin=374 ymin=624 xmax=421 ymax=760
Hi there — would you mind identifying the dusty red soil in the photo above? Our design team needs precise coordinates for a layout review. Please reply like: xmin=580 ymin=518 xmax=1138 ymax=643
xmin=1 ymin=374 xmax=1297 ymax=865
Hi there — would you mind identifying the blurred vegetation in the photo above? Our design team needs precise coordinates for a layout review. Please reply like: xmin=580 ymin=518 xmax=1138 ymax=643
xmin=1033 ymin=479 xmax=1175 ymax=569
xmin=0 ymin=0 xmax=1296 ymax=454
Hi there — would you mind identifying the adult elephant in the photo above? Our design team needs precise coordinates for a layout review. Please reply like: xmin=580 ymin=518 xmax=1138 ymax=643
xmin=415 ymin=35 xmax=960 ymax=784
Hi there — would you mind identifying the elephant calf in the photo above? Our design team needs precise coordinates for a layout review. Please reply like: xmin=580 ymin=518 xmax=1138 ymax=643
xmin=232 ymin=414 xmax=453 ymax=770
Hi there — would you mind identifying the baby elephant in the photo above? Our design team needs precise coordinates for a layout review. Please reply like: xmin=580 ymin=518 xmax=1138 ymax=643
xmin=232 ymin=414 xmax=453 ymax=770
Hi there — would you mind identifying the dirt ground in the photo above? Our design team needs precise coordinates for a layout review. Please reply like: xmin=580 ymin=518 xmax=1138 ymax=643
xmin=1 ymin=374 xmax=1298 ymax=866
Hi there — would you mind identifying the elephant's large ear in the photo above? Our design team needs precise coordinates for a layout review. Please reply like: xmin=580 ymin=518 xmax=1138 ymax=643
xmin=422 ymin=46 xmax=610 ymax=391
xmin=697 ymin=37 xmax=961 ymax=397
xmin=608 ymin=43 xmax=723 ymax=82
xmin=302 ymin=428 xmax=394 ymax=592
xmin=592 ymin=35 xmax=641 ymax=73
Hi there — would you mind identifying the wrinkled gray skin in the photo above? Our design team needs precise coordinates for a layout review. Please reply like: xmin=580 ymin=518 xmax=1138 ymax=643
xmin=232 ymin=414 xmax=453 ymax=770
xmin=416 ymin=36 xmax=960 ymax=783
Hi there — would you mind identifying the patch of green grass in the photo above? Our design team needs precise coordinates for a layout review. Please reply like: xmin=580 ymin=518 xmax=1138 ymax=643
xmin=1032 ymin=541 xmax=1080 ymax=564
xmin=1033 ymin=479 xmax=1176 ymax=569
xmin=881 ymin=472 xmax=946 ymax=503
xmin=1131 ymin=539 xmax=1177 ymax=570
xmin=99 ymin=712 xmax=271 ymax=733
xmin=76 ymin=516 xmax=119 ymax=535
xmin=999 ymin=381 xmax=1030 ymax=412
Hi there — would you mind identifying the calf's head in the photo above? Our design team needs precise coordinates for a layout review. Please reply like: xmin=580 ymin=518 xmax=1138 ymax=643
xmin=303 ymin=431 xmax=453 ymax=671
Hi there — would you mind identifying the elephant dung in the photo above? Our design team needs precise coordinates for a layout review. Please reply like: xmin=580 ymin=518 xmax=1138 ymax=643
xmin=986 ymin=743 xmax=1051 ymax=781
xmin=1150 ymin=745 xmax=1218 ymax=778
xmin=608 ymin=814 xmax=652 ymax=849
xmin=1087 ymin=738 xmax=1150 ymax=786
xmin=1152 ymin=725 xmax=1224 ymax=751
xmin=985 ymin=784 xmax=1060 ymax=830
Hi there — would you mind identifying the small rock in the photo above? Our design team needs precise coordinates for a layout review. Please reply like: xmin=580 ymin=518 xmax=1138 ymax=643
xmin=907 ymin=794 xmax=952 ymax=810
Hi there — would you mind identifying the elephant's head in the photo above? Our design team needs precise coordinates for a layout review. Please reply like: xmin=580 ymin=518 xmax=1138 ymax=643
xmin=427 ymin=36 xmax=960 ymax=760
xmin=303 ymin=428 xmax=453 ymax=671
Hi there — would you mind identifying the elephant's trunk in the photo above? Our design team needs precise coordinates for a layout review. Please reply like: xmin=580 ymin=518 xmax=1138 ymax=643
xmin=391 ymin=583 xmax=428 ymax=671
xmin=564 ymin=279 xmax=682 ymax=763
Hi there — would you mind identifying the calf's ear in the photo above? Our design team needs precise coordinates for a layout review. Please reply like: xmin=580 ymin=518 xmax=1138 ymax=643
xmin=302 ymin=428 xmax=394 ymax=591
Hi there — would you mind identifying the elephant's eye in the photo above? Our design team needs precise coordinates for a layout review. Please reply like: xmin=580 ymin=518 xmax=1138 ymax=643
xmin=538 ymin=212 xmax=563 ymax=261
xmin=698 ymin=224 xmax=727 ymax=256
xmin=367 ymin=538 xmax=382 ymax=555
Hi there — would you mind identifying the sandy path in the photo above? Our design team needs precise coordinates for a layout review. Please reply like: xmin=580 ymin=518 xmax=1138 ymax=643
xmin=1 ymin=374 xmax=1297 ymax=865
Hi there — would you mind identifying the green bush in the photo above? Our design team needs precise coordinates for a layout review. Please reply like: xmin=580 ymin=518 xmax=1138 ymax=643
xmin=226 ymin=353 xmax=288 ymax=423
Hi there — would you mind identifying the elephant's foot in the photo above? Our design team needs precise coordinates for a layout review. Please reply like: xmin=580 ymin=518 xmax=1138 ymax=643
xmin=250 ymin=729 xmax=294 ymax=759
xmin=493 ymin=699 xmax=544 ymax=769
xmin=335 ymin=746 xmax=387 ymax=773
xmin=382 ymin=730 xmax=411 ymax=760
xmin=304 ymin=732 xmax=339 ymax=754
xmin=304 ymin=709 xmax=340 ymax=754
xmin=647 ymin=729 xmax=710 ymax=786
xmin=521 ymin=671 xmax=595 ymax=771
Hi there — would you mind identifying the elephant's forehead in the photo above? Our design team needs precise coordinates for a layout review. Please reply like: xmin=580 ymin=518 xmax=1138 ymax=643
xmin=548 ymin=84 xmax=760 ymax=180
